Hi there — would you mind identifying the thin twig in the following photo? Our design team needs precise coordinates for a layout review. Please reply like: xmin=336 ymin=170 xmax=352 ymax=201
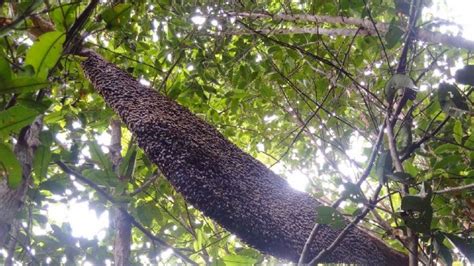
xmin=362 ymin=0 xmax=393 ymax=74
xmin=309 ymin=183 xmax=384 ymax=264
xmin=298 ymin=117 xmax=387 ymax=264
xmin=129 ymin=175 xmax=159 ymax=197
xmin=235 ymin=19 xmax=386 ymax=107
xmin=434 ymin=183 xmax=474 ymax=194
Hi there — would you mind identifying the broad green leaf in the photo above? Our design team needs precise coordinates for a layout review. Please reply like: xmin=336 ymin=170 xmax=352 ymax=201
xmin=398 ymin=117 xmax=412 ymax=152
xmin=434 ymin=234 xmax=453 ymax=266
xmin=38 ymin=175 xmax=67 ymax=194
xmin=438 ymin=83 xmax=470 ymax=117
xmin=385 ymin=19 xmax=404 ymax=49
xmin=119 ymin=143 xmax=137 ymax=178
xmin=453 ymin=120 xmax=463 ymax=144
xmin=342 ymin=182 xmax=365 ymax=203
xmin=444 ymin=233 xmax=474 ymax=262
xmin=16 ymin=98 xmax=52 ymax=114
xmin=0 ymin=56 xmax=12 ymax=82
xmin=0 ymin=76 xmax=49 ymax=95
xmin=193 ymin=229 xmax=204 ymax=251
xmin=24 ymin=31 xmax=65 ymax=79
xmin=0 ymin=143 xmax=23 ymax=188
xmin=385 ymin=74 xmax=417 ymax=102
xmin=434 ymin=154 xmax=462 ymax=169
xmin=51 ymin=2 xmax=79 ymax=32
xmin=88 ymin=141 xmax=115 ymax=179
xmin=100 ymin=3 xmax=132 ymax=29
xmin=315 ymin=206 xmax=345 ymax=230
xmin=435 ymin=143 xmax=459 ymax=154
xmin=33 ymin=131 xmax=53 ymax=180
xmin=400 ymin=185 xmax=433 ymax=233
xmin=454 ymin=65 xmax=474 ymax=86
xmin=135 ymin=202 xmax=159 ymax=227
xmin=376 ymin=151 xmax=393 ymax=183
xmin=0 ymin=105 xmax=39 ymax=136
xmin=221 ymin=254 xmax=258 ymax=266
xmin=82 ymin=168 xmax=116 ymax=186
xmin=401 ymin=195 xmax=430 ymax=212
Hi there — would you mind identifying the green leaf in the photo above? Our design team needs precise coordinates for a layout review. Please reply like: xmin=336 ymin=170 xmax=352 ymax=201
xmin=401 ymin=195 xmax=430 ymax=211
xmin=434 ymin=143 xmax=459 ymax=154
xmin=454 ymin=65 xmax=474 ymax=86
xmin=438 ymin=83 xmax=470 ymax=117
xmin=135 ymin=202 xmax=159 ymax=227
xmin=100 ymin=3 xmax=132 ymax=29
xmin=400 ymin=184 xmax=433 ymax=233
xmin=0 ymin=105 xmax=39 ymax=137
xmin=38 ymin=175 xmax=67 ymax=194
xmin=33 ymin=131 xmax=53 ymax=180
xmin=193 ymin=229 xmax=204 ymax=251
xmin=434 ymin=233 xmax=453 ymax=266
xmin=385 ymin=74 xmax=417 ymax=102
xmin=453 ymin=120 xmax=463 ymax=144
xmin=50 ymin=2 xmax=79 ymax=32
xmin=342 ymin=182 xmax=365 ymax=203
xmin=444 ymin=233 xmax=474 ymax=262
xmin=24 ymin=31 xmax=65 ymax=79
xmin=119 ymin=143 xmax=137 ymax=178
xmin=221 ymin=254 xmax=258 ymax=266
xmin=386 ymin=172 xmax=414 ymax=184
xmin=0 ymin=56 xmax=12 ymax=82
xmin=0 ymin=76 xmax=49 ymax=95
xmin=88 ymin=141 xmax=115 ymax=179
xmin=385 ymin=19 xmax=404 ymax=49
xmin=398 ymin=117 xmax=412 ymax=153
xmin=315 ymin=206 xmax=345 ymax=230
xmin=0 ymin=143 xmax=23 ymax=188
xmin=82 ymin=169 xmax=115 ymax=187
xmin=376 ymin=151 xmax=393 ymax=183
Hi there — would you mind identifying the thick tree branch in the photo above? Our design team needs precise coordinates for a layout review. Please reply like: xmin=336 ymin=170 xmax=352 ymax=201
xmin=63 ymin=0 xmax=100 ymax=54
xmin=228 ymin=12 xmax=474 ymax=50
xmin=77 ymin=50 xmax=408 ymax=264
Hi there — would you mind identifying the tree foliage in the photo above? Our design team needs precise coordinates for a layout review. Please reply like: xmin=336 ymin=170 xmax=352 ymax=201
xmin=0 ymin=0 xmax=473 ymax=265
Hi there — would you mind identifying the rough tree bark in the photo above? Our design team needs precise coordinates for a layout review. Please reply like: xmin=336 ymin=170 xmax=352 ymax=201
xmin=0 ymin=117 xmax=42 ymax=248
xmin=109 ymin=119 xmax=132 ymax=266
xmin=78 ymin=50 xmax=408 ymax=264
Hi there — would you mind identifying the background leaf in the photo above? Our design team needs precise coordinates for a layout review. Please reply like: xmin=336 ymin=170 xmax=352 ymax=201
xmin=0 ymin=143 xmax=23 ymax=188
xmin=24 ymin=31 xmax=65 ymax=79
xmin=0 ymin=105 xmax=39 ymax=137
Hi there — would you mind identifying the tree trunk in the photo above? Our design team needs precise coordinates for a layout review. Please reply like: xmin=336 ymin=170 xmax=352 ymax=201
xmin=0 ymin=117 xmax=42 ymax=248
xmin=79 ymin=50 xmax=408 ymax=265
xmin=109 ymin=119 xmax=132 ymax=266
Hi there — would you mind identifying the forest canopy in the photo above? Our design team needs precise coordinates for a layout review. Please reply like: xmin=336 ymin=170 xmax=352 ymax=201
xmin=0 ymin=0 xmax=473 ymax=265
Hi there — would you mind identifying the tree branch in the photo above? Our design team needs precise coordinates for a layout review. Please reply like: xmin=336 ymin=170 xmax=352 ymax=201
xmin=434 ymin=183 xmax=474 ymax=194
xmin=55 ymin=160 xmax=196 ymax=265
xmin=298 ymin=117 xmax=387 ymax=264
xmin=309 ymin=183 xmax=384 ymax=264
xmin=228 ymin=12 xmax=474 ymax=50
